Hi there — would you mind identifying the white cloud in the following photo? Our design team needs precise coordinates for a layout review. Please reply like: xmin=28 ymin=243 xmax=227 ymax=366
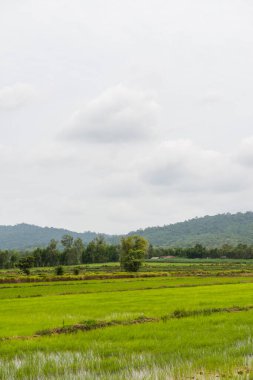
xmin=141 ymin=139 xmax=249 ymax=193
xmin=0 ymin=83 xmax=35 ymax=109
xmin=62 ymin=85 xmax=160 ymax=143
xmin=200 ymin=91 xmax=223 ymax=105
xmin=0 ymin=135 xmax=252 ymax=233
xmin=236 ymin=136 xmax=253 ymax=167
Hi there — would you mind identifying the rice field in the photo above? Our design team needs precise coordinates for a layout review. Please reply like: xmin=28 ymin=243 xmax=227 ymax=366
xmin=2 ymin=261 xmax=253 ymax=379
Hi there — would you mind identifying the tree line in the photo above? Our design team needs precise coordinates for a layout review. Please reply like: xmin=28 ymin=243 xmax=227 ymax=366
xmin=2 ymin=237 xmax=253 ymax=272
xmin=0 ymin=235 xmax=119 ymax=270
xmin=0 ymin=234 xmax=148 ymax=272
xmin=148 ymin=243 xmax=253 ymax=259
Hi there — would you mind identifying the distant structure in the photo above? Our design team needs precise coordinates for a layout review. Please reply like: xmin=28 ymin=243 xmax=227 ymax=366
xmin=150 ymin=255 xmax=176 ymax=260
xmin=160 ymin=255 xmax=176 ymax=259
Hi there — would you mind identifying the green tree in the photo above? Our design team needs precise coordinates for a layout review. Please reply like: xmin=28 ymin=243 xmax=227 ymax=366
xmin=84 ymin=236 xmax=107 ymax=263
xmin=18 ymin=256 xmax=34 ymax=275
xmin=45 ymin=239 xmax=60 ymax=266
xmin=147 ymin=243 xmax=155 ymax=259
xmin=0 ymin=251 xmax=10 ymax=269
xmin=61 ymin=235 xmax=84 ymax=265
xmin=10 ymin=252 xmax=19 ymax=268
xmin=71 ymin=238 xmax=84 ymax=264
xmin=120 ymin=235 xmax=148 ymax=272
xmin=61 ymin=235 xmax=74 ymax=265
xmin=61 ymin=235 xmax=74 ymax=249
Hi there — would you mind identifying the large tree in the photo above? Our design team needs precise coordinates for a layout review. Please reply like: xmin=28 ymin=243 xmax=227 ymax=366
xmin=120 ymin=235 xmax=148 ymax=272
xmin=61 ymin=235 xmax=84 ymax=265
xmin=83 ymin=235 xmax=107 ymax=263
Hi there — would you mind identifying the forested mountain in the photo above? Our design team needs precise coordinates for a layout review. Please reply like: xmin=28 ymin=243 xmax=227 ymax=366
xmin=130 ymin=212 xmax=253 ymax=247
xmin=1 ymin=212 xmax=253 ymax=249
xmin=0 ymin=224 xmax=101 ymax=250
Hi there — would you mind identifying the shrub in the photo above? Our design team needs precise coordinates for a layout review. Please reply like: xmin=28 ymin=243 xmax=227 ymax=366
xmin=55 ymin=266 xmax=64 ymax=276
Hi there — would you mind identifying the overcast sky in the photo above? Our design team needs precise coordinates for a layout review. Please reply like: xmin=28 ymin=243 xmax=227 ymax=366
xmin=0 ymin=0 xmax=253 ymax=233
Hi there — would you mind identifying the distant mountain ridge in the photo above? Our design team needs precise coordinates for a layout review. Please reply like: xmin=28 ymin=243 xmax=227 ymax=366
xmin=1 ymin=212 xmax=253 ymax=250
xmin=129 ymin=212 xmax=253 ymax=247
xmin=0 ymin=224 xmax=102 ymax=250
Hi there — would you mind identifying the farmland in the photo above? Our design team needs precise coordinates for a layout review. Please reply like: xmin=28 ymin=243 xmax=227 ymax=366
xmin=2 ymin=261 xmax=253 ymax=379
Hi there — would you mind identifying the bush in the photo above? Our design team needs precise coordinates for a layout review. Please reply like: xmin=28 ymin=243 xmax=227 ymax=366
xmin=73 ymin=268 xmax=80 ymax=275
xmin=55 ymin=266 xmax=64 ymax=276
xmin=18 ymin=256 xmax=34 ymax=275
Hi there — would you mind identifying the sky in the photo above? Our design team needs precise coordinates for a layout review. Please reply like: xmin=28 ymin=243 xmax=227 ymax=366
xmin=0 ymin=0 xmax=253 ymax=233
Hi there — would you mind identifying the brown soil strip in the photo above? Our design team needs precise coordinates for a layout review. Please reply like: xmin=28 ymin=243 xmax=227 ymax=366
xmin=0 ymin=273 xmax=169 ymax=284
xmin=2 ymin=272 xmax=253 ymax=285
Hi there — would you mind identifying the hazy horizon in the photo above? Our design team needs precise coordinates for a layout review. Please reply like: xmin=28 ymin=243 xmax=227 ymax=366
xmin=1 ymin=1 xmax=253 ymax=234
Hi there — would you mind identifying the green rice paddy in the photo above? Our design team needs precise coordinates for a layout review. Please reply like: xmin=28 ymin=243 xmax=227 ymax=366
xmin=2 ymin=261 xmax=253 ymax=379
